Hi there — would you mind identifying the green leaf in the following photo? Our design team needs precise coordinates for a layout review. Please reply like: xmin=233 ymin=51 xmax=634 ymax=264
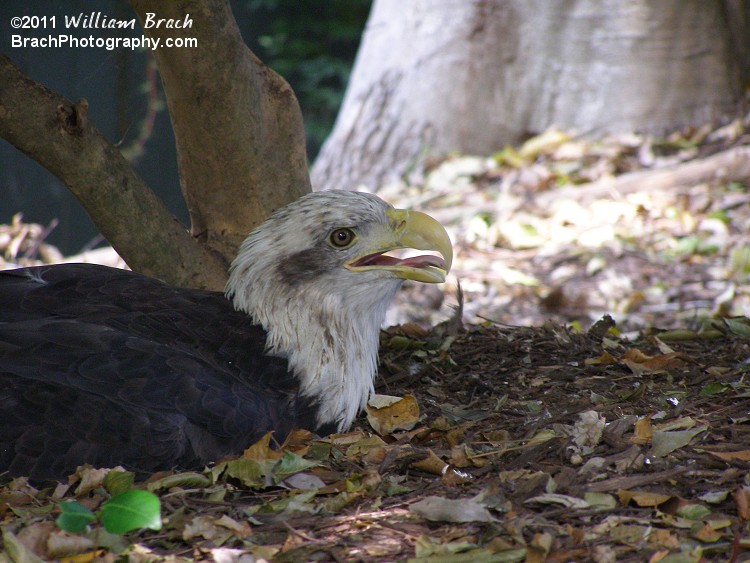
xmin=677 ymin=503 xmax=712 ymax=520
xmin=215 ymin=458 xmax=269 ymax=488
xmin=723 ymin=317 xmax=750 ymax=338
xmin=699 ymin=381 xmax=729 ymax=396
xmin=56 ymin=501 xmax=96 ymax=533
xmin=99 ymin=490 xmax=162 ymax=534
xmin=650 ymin=426 xmax=708 ymax=458
xmin=103 ymin=469 xmax=136 ymax=496
xmin=146 ymin=471 xmax=212 ymax=492
xmin=271 ymin=450 xmax=320 ymax=484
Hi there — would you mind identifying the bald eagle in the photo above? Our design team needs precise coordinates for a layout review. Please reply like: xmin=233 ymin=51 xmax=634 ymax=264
xmin=0 ymin=191 xmax=451 ymax=480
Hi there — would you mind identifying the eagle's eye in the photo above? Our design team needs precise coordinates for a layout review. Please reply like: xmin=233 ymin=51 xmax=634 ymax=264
xmin=329 ymin=228 xmax=356 ymax=248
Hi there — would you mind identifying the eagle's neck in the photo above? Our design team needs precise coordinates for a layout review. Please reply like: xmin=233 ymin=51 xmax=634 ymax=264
xmin=228 ymin=269 xmax=401 ymax=431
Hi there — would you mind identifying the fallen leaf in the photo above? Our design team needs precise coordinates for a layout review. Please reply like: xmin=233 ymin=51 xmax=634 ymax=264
xmin=675 ymin=503 xmax=711 ymax=520
xmin=699 ymin=381 xmax=730 ymax=396
xmin=146 ymin=472 xmax=211 ymax=492
xmin=413 ymin=534 xmax=484 ymax=558
xmin=74 ymin=467 xmax=113 ymax=496
xmin=182 ymin=515 xmax=226 ymax=541
xmin=654 ymin=416 xmax=698 ymax=432
xmin=449 ymin=444 xmax=488 ymax=468
xmin=655 ymin=329 xmax=700 ymax=342
xmin=47 ymin=530 xmax=96 ymax=561
xmin=519 ymin=127 xmax=571 ymax=159
xmin=721 ymin=317 xmax=750 ymax=338
xmin=527 ymin=429 xmax=558 ymax=447
xmin=524 ymin=493 xmax=590 ymax=509
xmin=697 ymin=490 xmax=729 ymax=504
xmin=441 ymin=465 xmax=473 ymax=486
xmin=324 ymin=429 xmax=370 ymax=446
xmin=279 ymin=429 xmax=315 ymax=454
xmin=366 ymin=394 xmax=420 ymax=435
xmin=57 ymin=549 xmax=109 ymax=563
xmin=653 ymin=337 xmax=676 ymax=354
xmin=650 ymin=426 xmax=707 ymax=457
xmin=704 ymin=449 xmax=750 ymax=462
xmin=733 ymin=486 xmax=750 ymax=520
xmin=620 ymin=349 xmax=687 ymax=375
xmin=631 ymin=416 xmax=653 ymax=445
xmin=410 ymin=495 xmax=495 ymax=523
xmin=527 ymin=531 xmax=553 ymax=563
xmin=2 ymin=528 xmax=46 ymax=563
xmin=215 ymin=514 xmax=252 ymax=538
xmin=343 ymin=434 xmax=388 ymax=460
xmin=572 ymin=410 xmax=605 ymax=450
xmin=691 ymin=522 xmax=723 ymax=543
xmin=246 ymin=545 xmax=280 ymax=560
xmin=410 ymin=449 xmax=448 ymax=475
xmin=584 ymin=492 xmax=618 ymax=510
xmin=270 ymin=450 xmax=320 ymax=485
xmin=214 ymin=458 xmax=267 ymax=488
xmin=618 ymin=490 xmax=671 ymax=507
xmin=585 ymin=351 xmax=617 ymax=366
xmin=280 ymin=471 xmax=326 ymax=491
xmin=243 ymin=431 xmax=284 ymax=461
xmin=610 ymin=523 xmax=648 ymax=546
xmin=647 ymin=529 xmax=680 ymax=549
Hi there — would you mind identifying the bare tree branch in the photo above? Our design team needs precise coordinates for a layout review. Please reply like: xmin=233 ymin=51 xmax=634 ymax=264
xmin=0 ymin=54 xmax=228 ymax=290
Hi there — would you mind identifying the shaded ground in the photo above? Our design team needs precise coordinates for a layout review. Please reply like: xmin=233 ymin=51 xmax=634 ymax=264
xmin=2 ymin=121 xmax=750 ymax=561
xmin=3 ymin=321 xmax=750 ymax=561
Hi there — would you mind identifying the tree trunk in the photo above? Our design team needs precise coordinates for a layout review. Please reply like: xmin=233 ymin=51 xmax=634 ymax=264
xmin=130 ymin=0 xmax=311 ymax=260
xmin=312 ymin=0 xmax=746 ymax=193
xmin=0 ymin=0 xmax=311 ymax=289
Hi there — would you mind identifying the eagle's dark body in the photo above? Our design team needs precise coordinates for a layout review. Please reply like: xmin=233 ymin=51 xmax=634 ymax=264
xmin=0 ymin=265 xmax=326 ymax=479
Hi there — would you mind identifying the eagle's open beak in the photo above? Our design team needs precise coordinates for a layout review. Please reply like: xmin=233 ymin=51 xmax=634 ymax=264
xmin=345 ymin=208 xmax=453 ymax=283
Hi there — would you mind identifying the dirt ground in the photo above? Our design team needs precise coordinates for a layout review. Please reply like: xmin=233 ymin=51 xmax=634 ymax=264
xmin=2 ymin=123 xmax=750 ymax=561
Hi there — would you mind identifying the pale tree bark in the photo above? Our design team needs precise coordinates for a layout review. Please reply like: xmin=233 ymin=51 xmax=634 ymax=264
xmin=312 ymin=0 xmax=747 ymax=193
xmin=0 ymin=0 xmax=311 ymax=290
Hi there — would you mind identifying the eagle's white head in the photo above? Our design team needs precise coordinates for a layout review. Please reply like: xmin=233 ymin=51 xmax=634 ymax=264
xmin=225 ymin=191 xmax=452 ymax=431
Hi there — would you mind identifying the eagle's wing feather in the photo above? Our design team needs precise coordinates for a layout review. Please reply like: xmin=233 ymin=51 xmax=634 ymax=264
xmin=0 ymin=264 xmax=319 ymax=480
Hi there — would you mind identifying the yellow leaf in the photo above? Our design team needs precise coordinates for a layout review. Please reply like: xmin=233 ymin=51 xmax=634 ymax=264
xmin=704 ymin=449 xmax=750 ymax=462
xmin=647 ymin=528 xmax=680 ymax=549
xmin=344 ymin=435 xmax=388 ymax=459
xmin=518 ymin=127 xmax=571 ymax=159
xmin=585 ymin=351 xmax=616 ymax=366
xmin=618 ymin=490 xmax=671 ymax=507
xmin=59 ymin=550 xmax=107 ymax=563
xmin=631 ymin=416 xmax=653 ymax=445
xmin=366 ymin=394 xmax=420 ymax=435
xmin=648 ymin=549 xmax=671 ymax=563
xmin=242 ymin=432 xmax=283 ymax=461
xmin=279 ymin=429 xmax=315 ymax=454
xmin=733 ymin=486 xmax=750 ymax=520
xmin=324 ymin=429 xmax=370 ymax=446
xmin=654 ymin=416 xmax=697 ymax=432
xmin=411 ymin=449 xmax=448 ymax=476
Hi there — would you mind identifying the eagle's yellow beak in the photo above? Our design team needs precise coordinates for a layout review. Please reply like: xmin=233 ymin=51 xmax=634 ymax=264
xmin=345 ymin=208 xmax=452 ymax=283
